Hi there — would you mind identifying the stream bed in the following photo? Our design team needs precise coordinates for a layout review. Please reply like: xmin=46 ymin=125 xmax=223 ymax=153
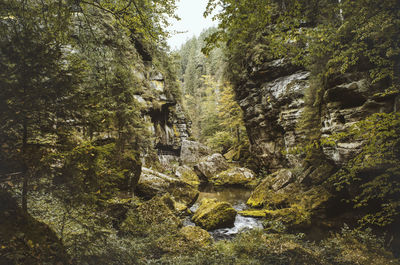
xmin=184 ymin=185 xmax=263 ymax=240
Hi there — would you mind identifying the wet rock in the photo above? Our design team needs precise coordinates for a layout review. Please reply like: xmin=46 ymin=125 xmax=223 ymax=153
xmin=136 ymin=167 xmax=199 ymax=209
xmin=194 ymin=153 xmax=230 ymax=181
xmin=180 ymin=140 xmax=210 ymax=165
xmin=192 ymin=198 xmax=237 ymax=231
xmin=211 ymin=167 xmax=258 ymax=188
xmin=179 ymin=226 xmax=212 ymax=247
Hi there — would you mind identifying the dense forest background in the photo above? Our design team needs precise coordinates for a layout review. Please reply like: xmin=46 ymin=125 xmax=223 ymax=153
xmin=1 ymin=0 xmax=400 ymax=264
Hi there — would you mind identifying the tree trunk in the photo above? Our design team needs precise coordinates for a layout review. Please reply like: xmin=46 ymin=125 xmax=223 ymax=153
xmin=21 ymin=118 xmax=28 ymax=213
xmin=236 ymin=125 xmax=241 ymax=143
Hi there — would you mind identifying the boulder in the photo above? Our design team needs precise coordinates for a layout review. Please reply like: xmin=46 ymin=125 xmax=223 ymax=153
xmin=121 ymin=194 xmax=182 ymax=235
xmin=194 ymin=153 xmax=230 ymax=181
xmin=136 ymin=167 xmax=199 ymax=210
xmin=175 ymin=165 xmax=200 ymax=188
xmin=192 ymin=198 xmax=237 ymax=231
xmin=179 ymin=226 xmax=212 ymax=247
xmin=211 ymin=167 xmax=258 ymax=188
xmin=180 ymin=140 xmax=210 ymax=165
xmin=247 ymin=169 xmax=295 ymax=207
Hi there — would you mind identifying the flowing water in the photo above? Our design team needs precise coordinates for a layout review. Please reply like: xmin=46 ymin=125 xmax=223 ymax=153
xmin=184 ymin=185 xmax=263 ymax=240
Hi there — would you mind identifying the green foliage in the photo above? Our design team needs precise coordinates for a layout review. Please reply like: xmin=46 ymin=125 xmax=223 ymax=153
xmin=51 ymin=141 xmax=126 ymax=204
xmin=177 ymin=32 xmax=250 ymax=162
xmin=328 ymin=113 xmax=400 ymax=228
xmin=318 ymin=225 xmax=397 ymax=265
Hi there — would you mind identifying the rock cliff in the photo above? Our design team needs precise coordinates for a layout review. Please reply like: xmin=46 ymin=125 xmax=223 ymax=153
xmin=237 ymin=59 xmax=400 ymax=170
xmin=133 ymin=69 xmax=192 ymax=164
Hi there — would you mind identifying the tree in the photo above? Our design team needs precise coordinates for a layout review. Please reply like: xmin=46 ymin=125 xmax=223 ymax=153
xmin=0 ymin=0 xmax=178 ymax=210
xmin=0 ymin=0 xmax=79 ymax=211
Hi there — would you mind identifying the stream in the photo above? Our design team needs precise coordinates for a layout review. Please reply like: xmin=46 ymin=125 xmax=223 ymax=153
xmin=184 ymin=185 xmax=263 ymax=240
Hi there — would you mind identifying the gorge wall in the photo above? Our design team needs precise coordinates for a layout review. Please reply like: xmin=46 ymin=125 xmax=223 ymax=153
xmin=237 ymin=58 xmax=400 ymax=171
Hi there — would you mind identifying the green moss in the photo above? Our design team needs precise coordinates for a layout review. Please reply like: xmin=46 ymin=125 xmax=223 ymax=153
xmin=0 ymin=191 xmax=70 ymax=264
xmin=121 ymin=194 xmax=182 ymax=236
xmin=192 ymin=199 xmax=237 ymax=231
xmin=179 ymin=226 xmax=212 ymax=247
xmin=172 ymin=124 xmax=180 ymax=137
xmin=247 ymin=191 xmax=289 ymax=208
xmin=264 ymin=205 xmax=311 ymax=227
xmin=179 ymin=168 xmax=200 ymax=188
xmin=238 ymin=210 xmax=267 ymax=217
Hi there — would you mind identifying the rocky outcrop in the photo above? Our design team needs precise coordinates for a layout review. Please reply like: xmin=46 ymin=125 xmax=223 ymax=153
xmin=136 ymin=167 xmax=199 ymax=210
xmin=192 ymin=199 xmax=237 ymax=231
xmin=237 ymin=59 xmax=399 ymax=170
xmin=320 ymin=75 xmax=397 ymax=165
xmin=247 ymin=169 xmax=296 ymax=208
xmin=237 ymin=59 xmax=308 ymax=170
xmin=134 ymin=70 xmax=192 ymax=166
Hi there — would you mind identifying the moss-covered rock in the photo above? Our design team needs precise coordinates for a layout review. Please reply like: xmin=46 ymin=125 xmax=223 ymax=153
xmin=179 ymin=226 xmax=212 ymax=247
xmin=211 ymin=167 xmax=259 ymax=188
xmin=247 ymin=186 xmax=333 ymax=228
xmin=247 ymin=169 xmax=296 ymax=207
xmin=120 ymin=194 xmax=182 ymax=236
xmin=238 ymin=209 xmax=268 ymax=217
xmin=192 ymin=198 xmax=237 ymax=231
xmin=175 ymin=165 xmax=200 ymax=188
xmin=136 ymin=167 xmax=199 ymax=211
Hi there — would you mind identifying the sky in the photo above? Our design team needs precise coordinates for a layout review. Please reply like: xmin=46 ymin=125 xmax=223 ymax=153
xmin=167 ymin=0 xmax=219 ymax=50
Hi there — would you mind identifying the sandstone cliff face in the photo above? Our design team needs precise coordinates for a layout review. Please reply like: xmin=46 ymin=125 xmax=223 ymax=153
xmin=133 ymin=70 xmax=191 ymax=163
xmin=237 ymin=59 xmax=400 ymax=171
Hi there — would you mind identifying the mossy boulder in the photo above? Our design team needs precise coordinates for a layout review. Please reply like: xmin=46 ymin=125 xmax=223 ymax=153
xmin=247 ymin=169 xmax=295 ymax=207
xmin=120 ymin=194 xmax=182 ymax=236
xmin=179 ymin=226 xmax=212 ymax=247
xmin=154 ymin=226 xmax=212 ymax=255
xmin=175 ymin=165 xmax=200 ymax=188
xmin=211 ymin=167 xmax=258 ymax=188
xmin=136 ymin=167 xmax=199 ymax=210
xmin=192 ymin=198 xmax=237 ymax=231
xmin=246 ymin=186 xmax=332 ymax=228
